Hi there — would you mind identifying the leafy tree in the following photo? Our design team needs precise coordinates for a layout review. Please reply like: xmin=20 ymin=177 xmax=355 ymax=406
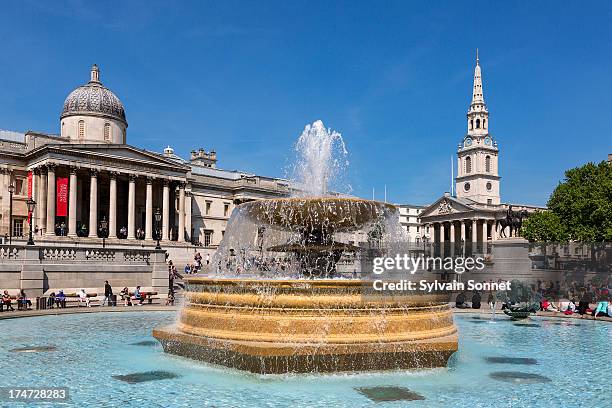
xmin=521 ymin=210 xmax=568 ymax=243
xmin=547 ymin=161 xmax=612 ymax=243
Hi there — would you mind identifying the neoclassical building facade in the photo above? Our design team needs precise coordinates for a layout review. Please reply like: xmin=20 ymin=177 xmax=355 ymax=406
xmin=0 ymin=65 xmax=290 ymax=259
xmin=419 ymin=54 xmax=543 ymax=248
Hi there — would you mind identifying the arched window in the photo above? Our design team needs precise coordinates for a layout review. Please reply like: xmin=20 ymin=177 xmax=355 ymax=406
xmin=482 ymin=119 xmax=486 ymax=129
xmin=78 ymin=120 xmax=85 ymax=139
xmin=476 ymin=118 xmax=480 ymax=129
xmin=485 ymin=155 xmax=491 ymax=172
xmin=470 ymin=119 xmax=473 ymax=130
xmin=104 ymin=123 xmax=111 ymax=141
xmin=465 ymin=156 xmax=472 ymax=173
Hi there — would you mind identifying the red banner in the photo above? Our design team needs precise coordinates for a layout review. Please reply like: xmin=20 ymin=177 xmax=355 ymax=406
xmin=56 ymin=177 xmax=68 ymax=217
xmin=27 ymin=171 xmax=33 ymax=198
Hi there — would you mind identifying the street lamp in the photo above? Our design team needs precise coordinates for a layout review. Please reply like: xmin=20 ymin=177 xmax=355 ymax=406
xmin=7 ymin=183 xmax=14 ymax=245
xmin=99 ymin=217 xmax=108 ymax=249
xmin=26 ymin=198 xmax=36 ymax=245
xmin=154 ymin=208 xmax=162 ymax=250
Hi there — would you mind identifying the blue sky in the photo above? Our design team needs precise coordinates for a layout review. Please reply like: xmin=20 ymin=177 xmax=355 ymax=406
xmin=1 ymin=1 xmax=610 ymax=206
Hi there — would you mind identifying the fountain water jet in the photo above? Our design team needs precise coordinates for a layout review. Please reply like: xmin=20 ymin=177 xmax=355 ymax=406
xmin=153 ymin=120 xmax=458 ymax=373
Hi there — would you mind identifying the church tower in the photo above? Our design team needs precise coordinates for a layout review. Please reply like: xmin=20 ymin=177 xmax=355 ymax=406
xmin=455 ymin=51 xmax=500 ymax=205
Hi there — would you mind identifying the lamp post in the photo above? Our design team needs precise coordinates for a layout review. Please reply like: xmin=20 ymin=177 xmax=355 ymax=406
xmin=7 ymin=183 xmax=15 ymax=245
xmin=26 ymin=198 xmax=36 ymax=245
xmin=154 ymin=207 xmax=162 ymax=250
xmin=99 ymin=217 xmax=108 ymax=249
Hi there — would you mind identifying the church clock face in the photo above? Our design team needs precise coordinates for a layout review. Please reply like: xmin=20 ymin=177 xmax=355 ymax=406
xmin=484 ymin=136 xmax=492 ymax=146
xmin=465 ymin=138 xmax=472 ymax=147
xmin=464 ymin=182 xmax=471 ymax=191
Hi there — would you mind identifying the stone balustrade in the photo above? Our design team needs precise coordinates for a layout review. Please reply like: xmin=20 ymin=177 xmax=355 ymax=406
xmin=0 ymin=244 xmax=168 ymax=296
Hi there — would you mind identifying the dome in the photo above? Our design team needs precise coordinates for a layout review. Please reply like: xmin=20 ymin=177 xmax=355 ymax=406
xmin=61 ymin=64 xmax=127 ymax=125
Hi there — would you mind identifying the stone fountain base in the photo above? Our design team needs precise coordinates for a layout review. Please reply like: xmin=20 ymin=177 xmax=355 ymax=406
xmin=153 ymin=278 xmax=458 ymax=374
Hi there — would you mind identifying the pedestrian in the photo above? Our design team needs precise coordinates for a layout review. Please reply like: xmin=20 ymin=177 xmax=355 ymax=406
xmin=206 ymin=253 xmax=210 ymax=265
xmin=102 ymin=280 xmax=113 ymax=306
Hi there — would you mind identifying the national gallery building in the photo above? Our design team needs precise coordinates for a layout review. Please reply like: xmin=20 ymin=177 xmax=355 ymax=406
xmin=0 ymin=65 xmax=290 ymax=261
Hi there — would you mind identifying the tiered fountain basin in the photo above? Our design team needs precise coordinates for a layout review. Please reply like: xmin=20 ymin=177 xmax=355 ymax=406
xmin=153 ymin=278 xmax=458 ymax=374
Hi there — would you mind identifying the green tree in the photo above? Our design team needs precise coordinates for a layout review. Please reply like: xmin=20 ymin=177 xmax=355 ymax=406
xmin=547 ymin=161 xmax=612 ymax=243
xmin=521 ymin=210 xmax=568 ymax=242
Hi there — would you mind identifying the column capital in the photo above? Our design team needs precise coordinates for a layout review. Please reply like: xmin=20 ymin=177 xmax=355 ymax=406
xmin=109 ymin=171 xmax=118 ymax=180
xmin=128 ymin=174 xmax=137 ymax=183
xmin=46 ymin=162 xmax=56 ymax=172
xmin=69 ymin=166 xmax=78 ymax=175
xmin=90 ymin=169 xmax=98 ymax=178
xmin=163 ymin=178 xmax=170 ymax=187
xmin=146 ymin=176 xmax=154 ymax=185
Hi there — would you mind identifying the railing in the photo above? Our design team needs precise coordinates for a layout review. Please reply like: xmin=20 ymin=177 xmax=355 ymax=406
xmin=0 ymin=245 xmax=161 ymax=265
xmin=0 ymin=246 xmax=20 ymax=260
xmin=42 ymin=248 xmax=77 ymax=261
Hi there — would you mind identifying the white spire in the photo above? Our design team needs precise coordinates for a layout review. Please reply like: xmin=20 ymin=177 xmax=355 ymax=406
xmin=90 ymin=64 xmax=100 ymax=83
xmin=471 ymin=50 xmax=484 ymax=105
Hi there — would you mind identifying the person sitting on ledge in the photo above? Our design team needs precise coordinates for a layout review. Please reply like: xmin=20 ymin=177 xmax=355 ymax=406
xmin=2 ymin=290 xmax=15 ymax=312
xmin=541 ymin=299 xmax=558 ymax=312
xmin=455 ymin=291 xmax=470 ymax=309
xmin=471 ymin=291 xmax=481 ymax=309
xmin=77 ymin=289 xmax=91 ymax=307
xmin=55 ymin=290 xmax=66 ymax=308
xmin=17 ymin=290 xmax=32 ymax=310
xmin=559 ymin=299 xmax=576 ymax=315
xmin=592 ymin=299 xmax=610 ymax=319
xmin=47 ymin=292 xmax=56 ymax=309
xmin=133 ymin=286 xmax=143 ymax=306
xmin=120 ymin=287 xmax=131 ymax=306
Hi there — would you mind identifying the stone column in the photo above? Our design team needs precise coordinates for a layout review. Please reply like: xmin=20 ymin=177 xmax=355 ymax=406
xmin=185 ymin=191 xmax=192 ymax=243
xmin=460 ymin=220 xmax=466 ymax=242
xmin=440 ymin=223 xmax=446 ymax=243
xmin=178 ymin=182 xmax=186 ymax=242
xmin=145 ymin=177 xmax=153 ymax=241
xmin=32 ymin=169 xmax=40 ymax=228
xmin=492 ymin=221 xmax=498 ymax=241
xmin=162 ymin=180 xmax=170 ymax=241
xmin=127 ymin=175 xmax=136 ymax=240
xmin=108 ymin=172 xmax=117 ymax=238
xmin=449 ymin=222 xmax=455 ymax=242
xmin=482 ymin=221 xmax=488 ymax=242
xmin=88 ymin=170 xmax=98 ymax=238
xmin=472 ymin=219 xmax=478 ymax=243
xmin=38 ymin=168 xmax=47 ymax=235
xmin=67 ymin=167 xmax=78 ymax=237
xmin=45 ymin=164 xmax=56 ymax=236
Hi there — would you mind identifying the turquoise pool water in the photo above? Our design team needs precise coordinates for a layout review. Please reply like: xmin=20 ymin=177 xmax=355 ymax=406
xmin=0 ymin=311 xmax=609 ymax=407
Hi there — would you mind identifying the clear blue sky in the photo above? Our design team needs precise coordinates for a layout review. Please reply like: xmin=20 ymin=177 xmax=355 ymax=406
xmin=1 ymin=1 xmax=610 ymax=206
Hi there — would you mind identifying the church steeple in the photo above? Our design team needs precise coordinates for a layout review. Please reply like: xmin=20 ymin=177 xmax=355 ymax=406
xmin=466 ymin=49 xmax=488 ymax=135
xmin=456 ymin=50 xmax=500 ymax=205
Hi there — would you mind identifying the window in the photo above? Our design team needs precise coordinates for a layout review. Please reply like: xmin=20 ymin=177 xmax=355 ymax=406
xmin=14 ymin=178 xmax=25 ymax=196
xmin=223 ymin=203 xmax=230 ymax=217
xmin=470 ymin=119 xmax=473 ymax=130
xmin=465 ymin=156 xmax=472 ymax=173
xmin=476 ymin=118 xmax=480 ymax=129
xmin=78 ymin=120 xmax=85 ymax=139
xmin=485 ymin=155 xmax=491 ymax=172
xmin=486 ymin=182 xmax=492 ymax=191
xmin=483 ymin=119 xmax=486 ymax=129
xmin=12 ymin=219 xmax=23 ymax=237
xmin=205 ymin=201 xmax=211 ymax=215
xmin=487 ymin=199 xmax=492 ymax=205
xmin=464 ymin=182 xmax=471 ymax=192
xmin=104 ymin=123 xmax=111 ymax=141
xmin=416 ymin=226 xmax=420 ymax=232
xmin=203 ymin=230 xmax=212 ymax=247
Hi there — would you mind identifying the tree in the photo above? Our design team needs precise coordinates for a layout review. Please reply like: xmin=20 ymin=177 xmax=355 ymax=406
xmin=547 ymin=161 xmax=612 ymax=243
xmin=521 ymin=210 xmax=568 ymax=243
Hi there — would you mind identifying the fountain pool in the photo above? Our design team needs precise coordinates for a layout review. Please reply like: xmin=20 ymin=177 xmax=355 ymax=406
xmin=1 ymin=311 xmax=609 ymax=407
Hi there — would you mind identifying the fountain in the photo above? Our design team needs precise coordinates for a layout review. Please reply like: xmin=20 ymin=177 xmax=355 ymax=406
xmin=153 ymin=120 xmax=458 ymax=374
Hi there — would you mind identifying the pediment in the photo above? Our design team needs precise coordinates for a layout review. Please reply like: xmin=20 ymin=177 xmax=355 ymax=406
xmin=420 ymin=195 xmax=476 ymax=218
xmin=29 ymin=143 xmax=190 ymax=172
